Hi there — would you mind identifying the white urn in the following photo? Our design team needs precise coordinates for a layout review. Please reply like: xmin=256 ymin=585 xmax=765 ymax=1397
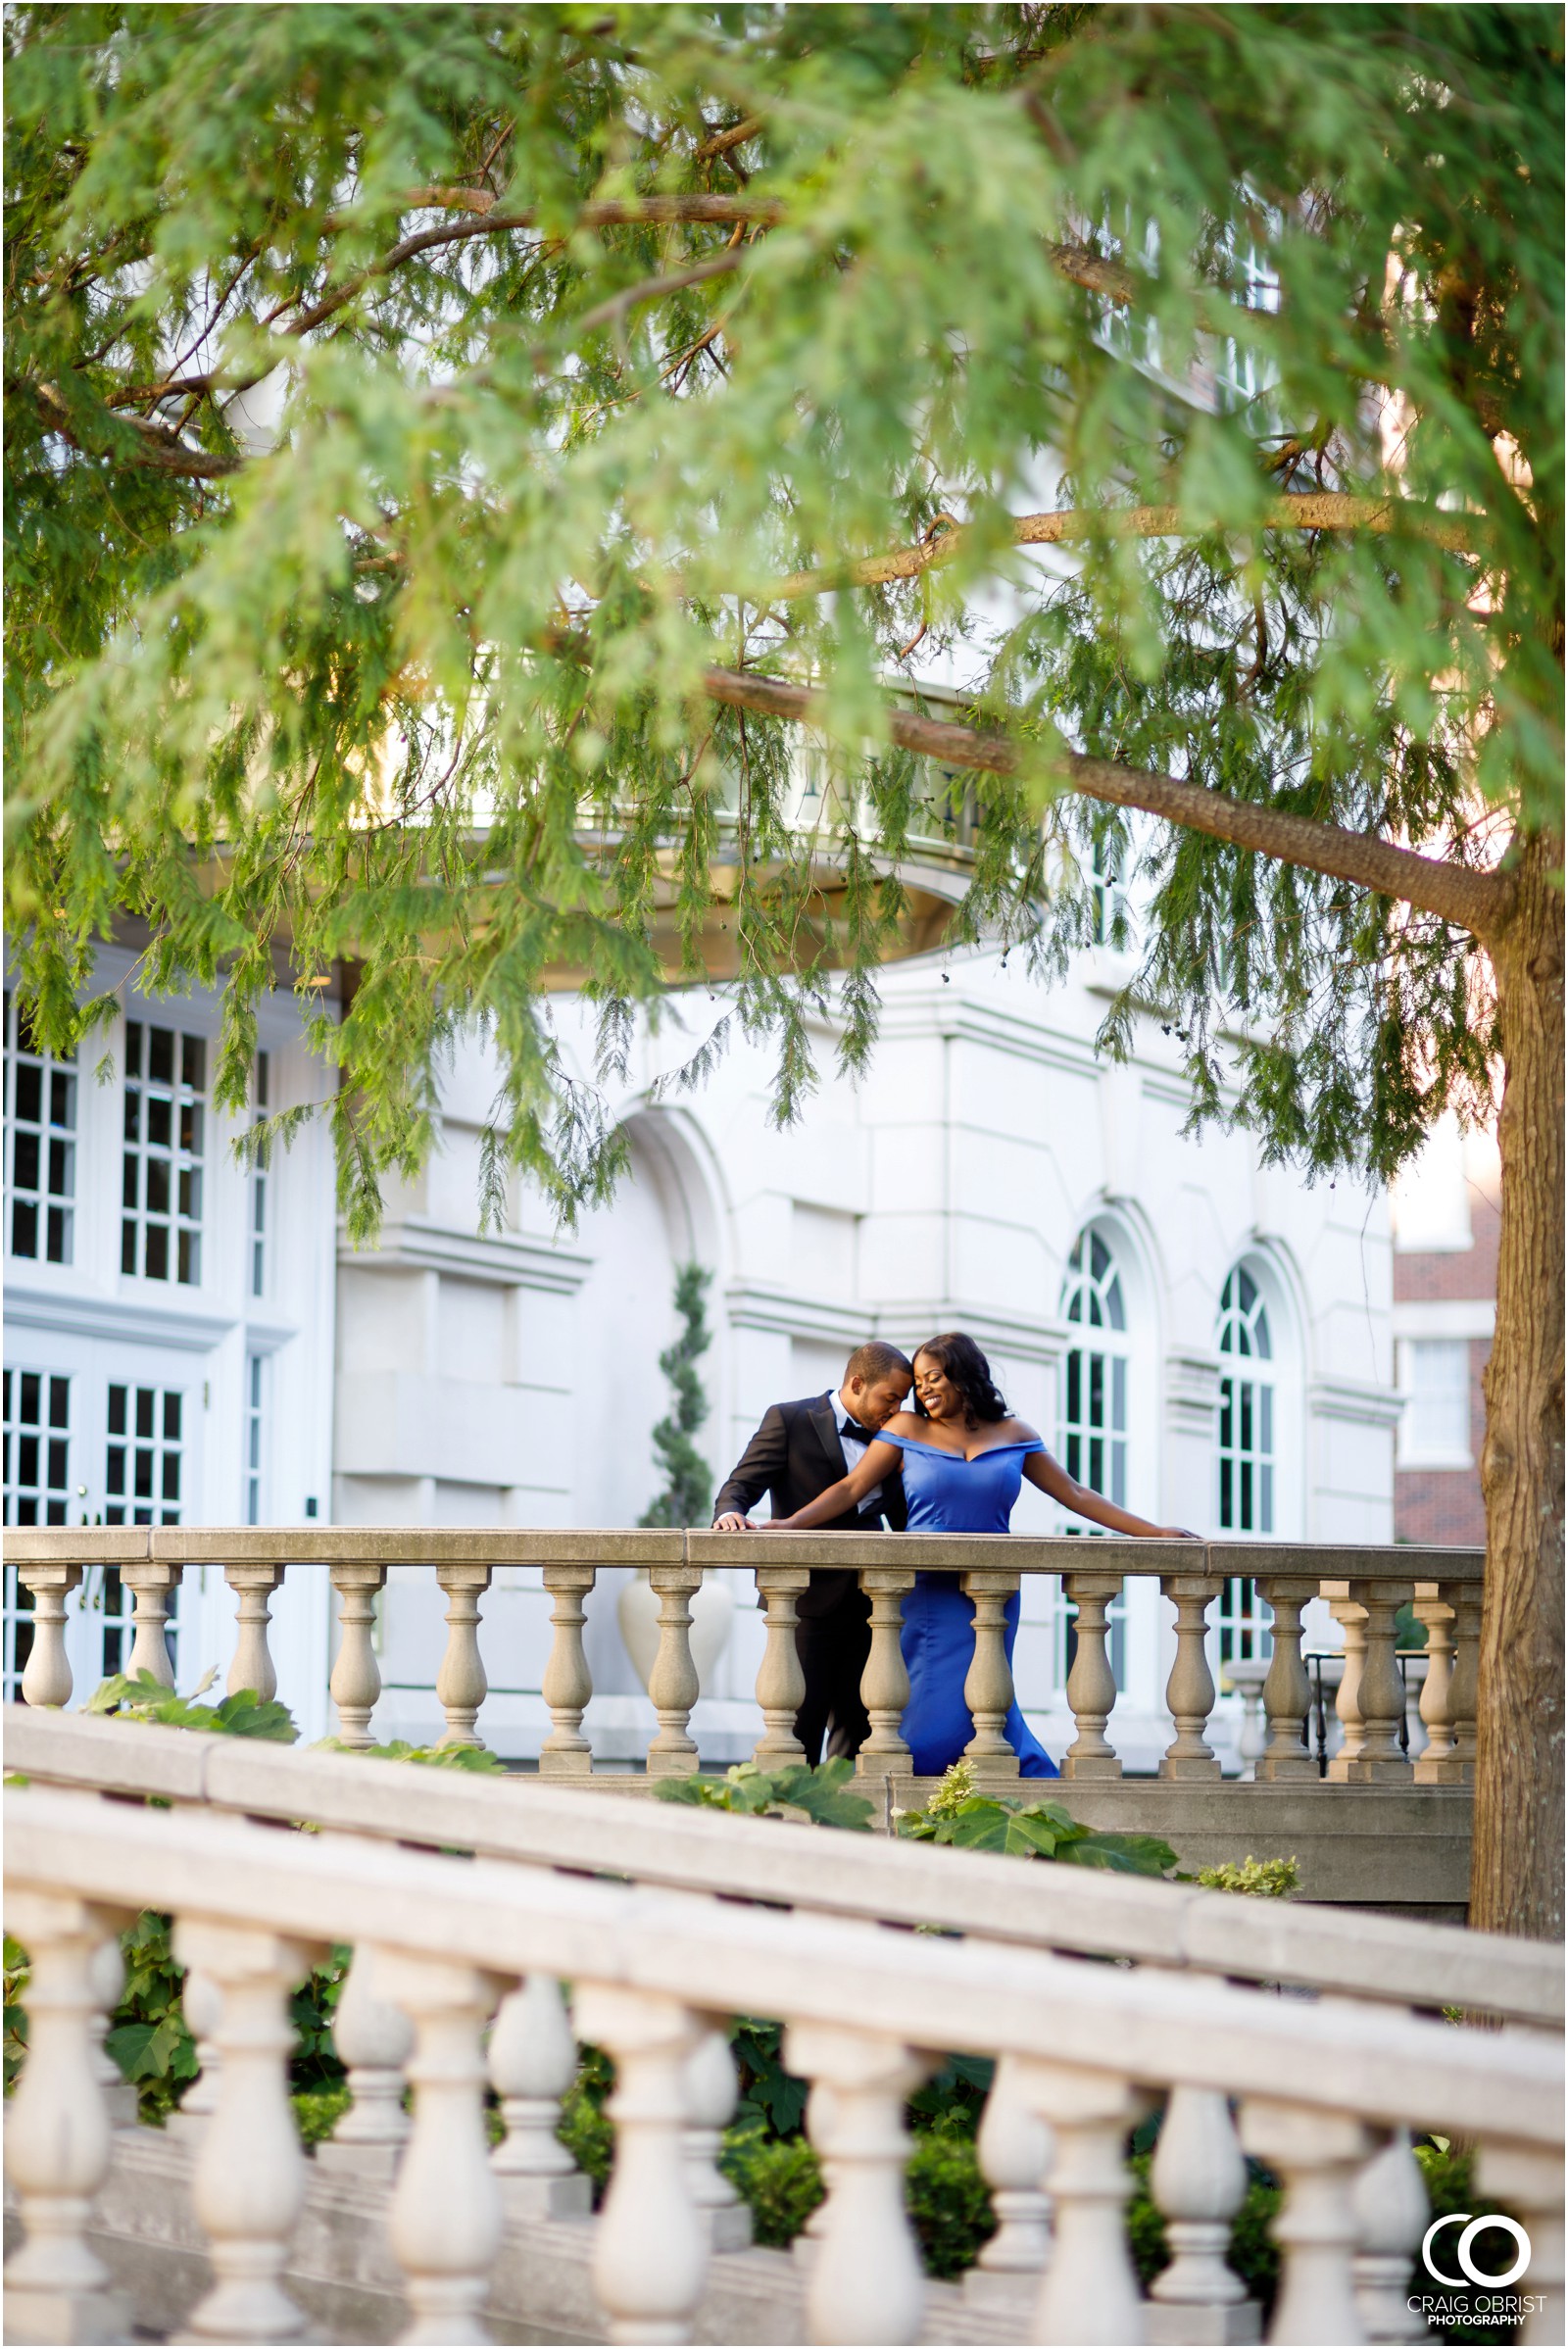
xmin=617 ymin=1568 xmax=735 ymax=1697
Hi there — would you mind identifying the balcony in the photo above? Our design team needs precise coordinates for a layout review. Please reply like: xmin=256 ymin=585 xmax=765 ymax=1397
xmin=7 ymin=1528 xmax=1480 ymax=1916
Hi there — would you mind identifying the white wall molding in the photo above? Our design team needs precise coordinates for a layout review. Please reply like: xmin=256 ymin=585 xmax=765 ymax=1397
xmin=1392 ymin=1299 xmax=1494 ymax=1343
xmin=337 ymin=1216 xmax=593 ymax=1295
xmin=1308 ymin=1377 xmax=1405 ymax=1430
xmin=3 ymin=1282 xmax=238 ymax=1354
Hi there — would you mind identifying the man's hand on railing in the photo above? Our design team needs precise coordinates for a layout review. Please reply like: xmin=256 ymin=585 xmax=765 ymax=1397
xmin=713 ymin=1512 xmax=757 ymax=1532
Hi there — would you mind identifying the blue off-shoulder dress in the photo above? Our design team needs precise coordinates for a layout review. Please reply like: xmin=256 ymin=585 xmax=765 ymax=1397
xmin=873 ymin=1432 xmax=1059 ymax=1779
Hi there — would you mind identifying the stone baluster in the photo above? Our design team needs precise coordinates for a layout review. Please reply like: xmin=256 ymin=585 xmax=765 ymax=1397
xmin=1254 ymin=1575 xmax=1319 ymax=1782
xmin=1350 ymin=2128 xmax=1428 ymax=2343
xmin=18 ymin=1565 xmax=81 ymax=1707
xmin=646 ymin=1563 xmax=703 ymax=1778
xmin=1415 ymin=1587 xmax=1477 ymax=1784
xmin=1159 ymin=1575 xmax=1222 ymax=1780
xmin=490 ymin=1975 xmax=590 ymax=2220
xmin=225 ymin=1563 xmax=285 ymax=1701
xmin=856 ymin=1568 xmax=916 ymax=1777
xmin=961 ymin=1569 xmax=1022 ymax=1784
xmin=752 ymin=1563 xmax=809 ymax=1764
xmin=1326 ymin=1596 xmax=1367 ymax=1776
xmin=120 ymin=1561 xmax=183 ymax=1688
xmin=683 ymin=2024 xmax=751 ymax=2251
xmin=1334 ymin=1585 xmax=1411 ymax=1783
xmin=168 ymin=1967 xmax=224 ymax=2141
xmin=1017 ymin=2059 xmax=1145 ymax=2346
xmin=1240 ymin=2098 xmax=1371 ymax=2348
xmin=314 ymin=1942 xmax=413 ymax=2181
xmin=1475 ymin=2141 xmax=1565 ymax=2349
xmin=1149 ymin=2085 xmax=1249 ymax=2323
xmin=328 ymin=1563 xmax=387 ymax=1749
xmin=966 ymin=2054 xmax=1053 ymax=2311
xmin=787 ymin=2023 xmax=933 ymax=2347
xmin=1411 ymin=1588 xmax=1454 ymax=1777
xmin=539 ymin=1563 xmax=596 ymax=1776
xmin=377 ymin=1948 xmax=505 ymax=2346
xmin=575 ymin=1982 xmax=709 ymax=2347
xmin=434 ymin=1562 xmax=492 ymax=1748
xmin=88 ymin=1924 xmax=138 ymax=2130
xmin=2 ymin=1889 xmax=131 ymax=2345
xmin=172 ymin=1917 xmax=314 ymax=2344
xmin=1061 ymin=1573 xmax=1124 ymax=1780
xmin=793 ymin=2081 xmax=839 ymax=2266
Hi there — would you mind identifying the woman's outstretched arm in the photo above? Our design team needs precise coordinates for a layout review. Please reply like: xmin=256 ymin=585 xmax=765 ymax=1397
xmin=1023 ymin=1448 xmax=1197 ymax=1540
xmin=765 ymin=1440 xmax=903 ymax=1530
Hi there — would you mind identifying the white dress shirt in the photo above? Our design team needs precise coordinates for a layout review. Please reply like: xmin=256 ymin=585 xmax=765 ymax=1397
xmin=833 ymin=1389 xmax=884 ymax=1511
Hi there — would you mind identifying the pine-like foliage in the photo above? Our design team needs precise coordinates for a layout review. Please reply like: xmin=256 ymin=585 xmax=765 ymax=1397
xmin=638 ymin=1262 xmax=714 ymax=1530
xmin=2 ymin=5 xmax=1560 ymax=1230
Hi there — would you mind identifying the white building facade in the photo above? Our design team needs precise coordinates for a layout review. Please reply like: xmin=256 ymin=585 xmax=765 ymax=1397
xmin=4 ymin=924 xmax=1399 ymax=1769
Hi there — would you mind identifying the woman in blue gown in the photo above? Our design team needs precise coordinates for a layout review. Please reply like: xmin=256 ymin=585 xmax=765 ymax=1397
xmin=766 ymin=1331 xmax=1193 ymax=1778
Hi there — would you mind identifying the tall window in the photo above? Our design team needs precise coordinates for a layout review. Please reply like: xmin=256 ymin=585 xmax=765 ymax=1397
xmin=245 ymin=1354 xmax=266 ymax=1525
xmin=1059 ymin=1227 xmax=1130 ymax=1682
xmin=1216 ymin=1264 xmax=1275 ymax=1666
xmin=4 ymin=993 xmax=76 ymax=1264
xmin=106 ymin=1382 xmax=184 ymax=1527
xmin=251 ymin=1051 xmax=270 ymax=1298
xmin=1397 ymin=1340 xmax=1471 ymax=1466
xmin=122 ymin=1021 xmax=206 ymax=1285
xmin=3 ymin=1367 xmax=71 ymax=1702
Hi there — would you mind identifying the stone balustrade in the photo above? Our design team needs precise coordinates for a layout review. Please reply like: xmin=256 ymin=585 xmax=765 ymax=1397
xmin=5 ymin=1527 xmax=1484 ymax=1803
xmin=4 ymin=1766 xmax=1561 ymax=2349
xmin=4 ymin=1708 xmax=1556 ymax=2031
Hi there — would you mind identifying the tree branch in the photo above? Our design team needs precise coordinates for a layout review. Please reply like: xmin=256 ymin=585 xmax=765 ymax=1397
xmin=768 ymin=494 xmax=1477 ymax=599
xmin=696 ymin=665 xmax=1513 ymax=941
xmin=31 ymin=381 xmax=243 ymax=478
xmin=567 ymin=247 xmax=747 ymax=342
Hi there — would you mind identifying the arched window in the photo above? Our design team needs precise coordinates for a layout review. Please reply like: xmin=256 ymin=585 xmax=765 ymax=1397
xmin=1216 ymin=1264 xmax=1275 ymax=1665
xmin=1061 ymin=1229 xmax=1128 ymax=1507
xmin=1058 ymin=1227 xmax=1131 ymax=1683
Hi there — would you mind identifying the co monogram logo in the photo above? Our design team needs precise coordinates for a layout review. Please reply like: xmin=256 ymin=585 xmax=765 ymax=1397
xmin=1422 ymin=2213 xmax=1532 ymax=2290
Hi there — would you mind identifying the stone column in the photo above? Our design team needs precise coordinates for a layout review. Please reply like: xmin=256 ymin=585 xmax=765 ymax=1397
xmin=327 ymin=1563 xmax=387 ymax=1749
xmin=18 ymin=1565 xmax=82 ymax=1708
xmin=314 ymin=1942 xmax=413 ymax=2182
xmin=121 ymin=1561 xmax=182 ymax=1689
xmin=752 ymin=1563 xmax=809 ymax=1765
xmin=961 ymin=1569 xmax=1022 ymax=1785
xmin=378 ymin=1949 xmax=505 ymax=2347
xmin=1240 ymin=2097 xmax=1371 ymax=2348
xmin=1149 ymin=2085 xmax=1249 ymax=2325
xmin=224 ymin=1564 xmax=285 ymax=1702
xmin=2 ymin=1889 xmax=131 ymax=2346
xmin=787 ymin=2022 xmax=933 ymax=2347
xmin=490 ymin=1975 xmax=590 ymax=2221
xmin=646 ymin=1563 xmax=703 ymax=1778
xmin=1016 ymin=2059 xmax=1145 ymax=2346
xmin=1254 ymin=1575 xmax=1319 ymax=1783
xmin=1060 ymin=1573 xmax=1123 ymax=1780
xmin=1336 ymin=1584 xmax=1411 ymax=1784
xmin=856 ymin=1568 xmax=915 ymax=1777
xmin=539 ymin=1562 xmax=596 ymax=1775
xmin=1325 ymin=1596 xmax=1367 ymax=1781
xmin=574 ymin=1983 xmax=709 ymax=2347
xmin=1351 ymin=2129 xmax=1427 ymax=2344
xmin=1158 ymin=1576 xmax=1222 ymax=1780
xmin=434 ymin=1562 xmax=492 ymax=1749
xmin=173 ymin=1917 xmax=315 ymax=2344
xmin=966 ymin=2054 xmax=1053 ymax=2314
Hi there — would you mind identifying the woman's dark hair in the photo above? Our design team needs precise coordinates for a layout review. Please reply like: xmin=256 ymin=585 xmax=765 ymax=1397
xmin=911 ymin=1332 xmax=1008 ymax=1427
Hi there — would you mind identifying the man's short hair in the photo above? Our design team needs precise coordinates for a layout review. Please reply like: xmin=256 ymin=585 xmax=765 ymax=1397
xmin=845 ymin=1341 xmax=913 ymax=1387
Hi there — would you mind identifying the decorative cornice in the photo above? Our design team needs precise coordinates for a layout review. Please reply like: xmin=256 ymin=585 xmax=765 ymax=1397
xmin=337 ymin=1216 xmax=593 ymax=1295
xmin=1308 ymin=1378 xmax=1404 ymax=1430
xmin=3 ymin=1282 xmax=240 ymax=1353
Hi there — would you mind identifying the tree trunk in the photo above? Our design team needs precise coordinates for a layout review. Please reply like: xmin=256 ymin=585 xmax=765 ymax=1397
xmin=1471 ymin=828 xmax=1565 ymax=1939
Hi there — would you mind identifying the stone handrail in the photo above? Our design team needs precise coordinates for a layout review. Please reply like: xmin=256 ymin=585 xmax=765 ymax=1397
xmin=6 ymin=1525 xmax=1485 ymax=1794
xmin=3 ymin=1705 xmax=1554 ymax=2031
xmin=4 ymin=1772 xmax=1561 ymax=2348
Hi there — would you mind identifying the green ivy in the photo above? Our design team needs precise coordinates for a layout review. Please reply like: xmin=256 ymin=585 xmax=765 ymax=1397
xmin=4 ymin=1934 xmax=32 ymax=2094
xmin=654 ymin=1756 xmax=875 ymax=1832
xmin=104 ymin=1912 xmax=198 ymax=2126
xmin=311 ymin=1737 xmax=507 ymax=1774
xmin=898 ymin=1764 xmax=1179 ymax=1877
xmin=84 ymin=1668 xmax=299 ymax=1743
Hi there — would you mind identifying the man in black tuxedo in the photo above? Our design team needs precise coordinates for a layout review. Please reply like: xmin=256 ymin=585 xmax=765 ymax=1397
xmin=712 ymin=1341 xmax=913 ymax=1763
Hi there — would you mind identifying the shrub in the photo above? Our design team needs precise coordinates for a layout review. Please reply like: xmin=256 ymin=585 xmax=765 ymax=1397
xmin=906 ymin=2129 xmax=997 ymax=2277
xmin=721 ymin=2127 xmax=824 ymax=2247
xmin=654 ymin=1756 xmax=874 ymax=1830
xmin=899 ymin=1764 xmax=1180 ymax=1877
xmin=1194 ymin=1855 xmax=1301 ymax=1899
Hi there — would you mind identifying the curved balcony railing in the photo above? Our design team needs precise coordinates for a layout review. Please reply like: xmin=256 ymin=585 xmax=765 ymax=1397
xmin=6 ymin=1526 xmax=1483 ymax=1797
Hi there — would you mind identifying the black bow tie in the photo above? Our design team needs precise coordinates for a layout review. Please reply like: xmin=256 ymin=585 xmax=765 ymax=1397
xmin=841 ymin=1418 xmax=878 ymax=1445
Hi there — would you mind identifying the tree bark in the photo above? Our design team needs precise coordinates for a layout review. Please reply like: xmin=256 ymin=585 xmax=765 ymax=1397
xmin=1472 ymin=827 xmax=1566 ymax=1939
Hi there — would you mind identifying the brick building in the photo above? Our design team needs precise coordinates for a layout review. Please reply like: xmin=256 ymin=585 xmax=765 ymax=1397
xmin=1391 ymin=1115 xmax=1498 ymax=1547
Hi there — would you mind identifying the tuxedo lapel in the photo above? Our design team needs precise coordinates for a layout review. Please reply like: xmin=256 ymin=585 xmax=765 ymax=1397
xmin=807 ymin=1393 xmax=849 ymax=1482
